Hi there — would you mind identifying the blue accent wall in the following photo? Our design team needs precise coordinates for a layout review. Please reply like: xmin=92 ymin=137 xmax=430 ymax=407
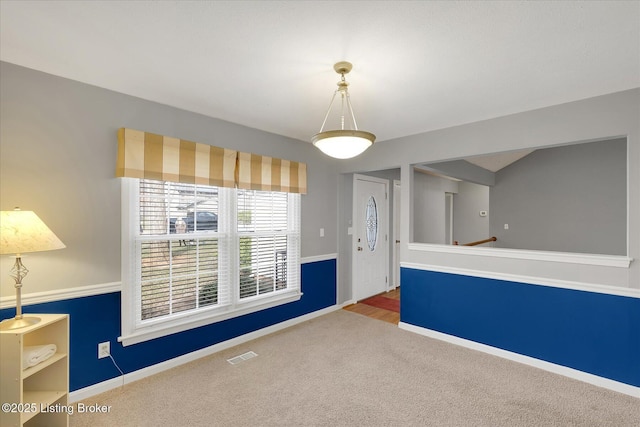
xmin=401 ymin=268 xmax=640 ymax=387
xmin=0 ymin=259 xmax=336 ymax=392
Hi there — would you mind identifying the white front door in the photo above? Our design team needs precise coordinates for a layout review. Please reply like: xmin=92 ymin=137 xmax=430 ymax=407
xmin=353 ymin=174 xmax=389 ymax=301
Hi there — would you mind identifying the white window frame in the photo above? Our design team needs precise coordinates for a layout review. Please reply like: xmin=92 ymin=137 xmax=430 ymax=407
xmin=119 ymin=179 xmax=301 ymax=346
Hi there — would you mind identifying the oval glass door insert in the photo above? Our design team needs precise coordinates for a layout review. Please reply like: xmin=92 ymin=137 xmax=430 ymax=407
xmin=365 ymin=196 xmax=378 ymax=251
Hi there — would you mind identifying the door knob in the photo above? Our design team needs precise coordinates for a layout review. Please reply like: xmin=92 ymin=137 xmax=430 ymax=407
xmin=357 ymin=247 xmax=363 ymax=251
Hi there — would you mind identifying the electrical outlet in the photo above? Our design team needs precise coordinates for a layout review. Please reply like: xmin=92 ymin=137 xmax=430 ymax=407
xmin=98 ymin=341 xmax=110 ymax=359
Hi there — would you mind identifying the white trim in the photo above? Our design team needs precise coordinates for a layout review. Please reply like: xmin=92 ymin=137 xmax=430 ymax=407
xmin=392 ymin=179 xmax=401 ymax=288
xmin=400 ymin=262 xmax=640 ymax=298
xmin=69 ymin=375 xmax=126 ymax=403
xmin=70 ymin=303 xmax=344 ymax=402
xmin=118 ymin=292 xmax=302 ymax=346
xmin=0 ymin=254 xmax=339 ymax=310
xmin=301 ymin=253 xmax=337 ymax=264
xmin=407 ymin=242 xmax=632 ymax=268
xmin=398 ymin=322 xmax=640 ymax=398
xmin=0 ymin=281 xmax=121 ymax=309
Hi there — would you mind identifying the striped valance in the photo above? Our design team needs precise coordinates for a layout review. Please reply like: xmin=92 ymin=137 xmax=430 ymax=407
xmin=116 ymin=128 xmax=237 ymax=188
xmin=236 ymin=152 xmax=307 ymax=194
xmin=116 ymin=128 xmax=307 ymax=194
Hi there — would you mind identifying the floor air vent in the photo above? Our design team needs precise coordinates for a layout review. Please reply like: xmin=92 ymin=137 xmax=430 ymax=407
xmin=227 ymin=351 xmax=258 ymax=365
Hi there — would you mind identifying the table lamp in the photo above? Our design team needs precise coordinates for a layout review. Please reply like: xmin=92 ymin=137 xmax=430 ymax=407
xmin=0 ymin=208 xmax=65 ymax=330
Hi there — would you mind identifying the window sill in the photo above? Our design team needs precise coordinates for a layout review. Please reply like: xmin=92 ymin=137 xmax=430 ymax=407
xmin=119 ymin=291 xmax=302 ymax=346
xmin=407 ymin=243 xmax=632 ymax=268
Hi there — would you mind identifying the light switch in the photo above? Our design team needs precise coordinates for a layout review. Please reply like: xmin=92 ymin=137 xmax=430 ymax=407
xmin=504 ymin=224 xmax=509 ymax=230
xmin=320 ymin=228 xmax=325 ymax=237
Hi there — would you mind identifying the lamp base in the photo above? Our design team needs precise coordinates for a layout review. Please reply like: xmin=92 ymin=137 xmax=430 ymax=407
xmin=0 ymin=316 xmax=41 ymax=331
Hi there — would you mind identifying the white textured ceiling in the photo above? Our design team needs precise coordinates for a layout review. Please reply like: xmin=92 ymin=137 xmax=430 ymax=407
xmin=1 ymin=1 xmax=639 ymax=144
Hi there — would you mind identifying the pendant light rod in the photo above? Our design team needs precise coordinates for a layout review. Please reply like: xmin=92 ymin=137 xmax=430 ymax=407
xmin=345 ymin=92 xmax=359 ymax=130
xmin=317 ymin=90 xmax=339 ymax=133
xmin=317 ymin=63 xmax=361 ymax=133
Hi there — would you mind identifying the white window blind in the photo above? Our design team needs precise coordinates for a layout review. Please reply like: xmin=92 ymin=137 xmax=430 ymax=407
xmin=120 ymin=179 xmax=301 ymax=346
xmin=237 ymin=190 xmax=300 ymax=300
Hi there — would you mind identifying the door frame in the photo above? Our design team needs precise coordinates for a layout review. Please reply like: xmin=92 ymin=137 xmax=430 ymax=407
xmin=445 ymin=192 xmax=454 ymax=245
xmin=392 ymin=179 xmax=401 ymax=289
xmin=352 ymin=173 xmax=390 ymax=301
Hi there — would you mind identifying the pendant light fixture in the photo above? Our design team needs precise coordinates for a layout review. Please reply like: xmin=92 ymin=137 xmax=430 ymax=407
xmin=312 ymin=61 xmax=375 ymax=159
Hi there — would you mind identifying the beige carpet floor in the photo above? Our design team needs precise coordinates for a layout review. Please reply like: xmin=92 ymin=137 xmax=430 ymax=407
xmin=71 ymin=310 xmax=639 ymax=426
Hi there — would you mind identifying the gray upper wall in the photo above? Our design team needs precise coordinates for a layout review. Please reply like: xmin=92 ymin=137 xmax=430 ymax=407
xmin=413 ymin=138 xmax=626 ymax=255
xmin=0 ymin=61 xmax=339 ymax=295
xmin=490 ymin=138 xmax=627 ymax=255
xmin=338 ymin=88 xmax=639 ymax=289
xmin=453 ymin=181 xmax=490 ymax=245
xmin=2 ymin=60 xmax=639 ymax=293
xmin=340 ymin=89 xmax=639 ymax=174
xmin=413 ymin=172 xmax=458 ymax=244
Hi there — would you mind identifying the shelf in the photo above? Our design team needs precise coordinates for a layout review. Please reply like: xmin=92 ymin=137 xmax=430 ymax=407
xmin=21 ymin=391 xmax=67 ymax=423
xmin=0 ymin=313 xmax=69 ymax=427
xmin=22 ymin=353 xmax=67 ymax=380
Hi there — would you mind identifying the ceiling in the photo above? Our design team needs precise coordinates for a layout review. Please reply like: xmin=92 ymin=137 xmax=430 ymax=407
xmin=464 ymin=150 xmax=535 ymax=173
xmin=1 ymin=1 xmax=638 ymax=145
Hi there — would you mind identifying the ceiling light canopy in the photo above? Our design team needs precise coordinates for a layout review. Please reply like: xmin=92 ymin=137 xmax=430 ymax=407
xmin=312 ymin=62 xmax=375 ymax=159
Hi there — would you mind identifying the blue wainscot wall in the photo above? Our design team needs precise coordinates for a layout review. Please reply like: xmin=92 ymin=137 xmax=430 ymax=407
xmin=0 ymin=258 xmax=336 ymax=392
xmin=400 ymin=267 xmax=640 ymax=388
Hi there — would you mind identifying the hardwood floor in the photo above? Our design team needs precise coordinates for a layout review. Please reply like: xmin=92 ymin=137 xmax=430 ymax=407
xmin=343 ymin=288 xmax=400 ymax=325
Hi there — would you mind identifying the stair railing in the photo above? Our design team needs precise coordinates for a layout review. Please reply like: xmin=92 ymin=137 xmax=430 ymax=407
xmin=453 ymin=236 xmax=497 ymax=246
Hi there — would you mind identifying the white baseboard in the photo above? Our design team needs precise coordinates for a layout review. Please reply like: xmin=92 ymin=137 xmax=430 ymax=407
xmin=398 ymin=322 xmax=640 ymax=399
xmin=70 ymin=303 xmax=343 ymax=402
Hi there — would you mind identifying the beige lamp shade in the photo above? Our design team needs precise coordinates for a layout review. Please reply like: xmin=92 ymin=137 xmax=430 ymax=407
xmin=0 ymin=210 xmax=66 ymax=255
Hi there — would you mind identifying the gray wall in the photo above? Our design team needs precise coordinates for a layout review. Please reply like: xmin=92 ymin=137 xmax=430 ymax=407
xmin=413 ymin=171 xmax=458 ymax=244
xmin=0 ymin=62 xmax=339 ymax=296
xmin=4 ymin=60 xmax=636 ymax=298
xmin=453 ymin=181 xmax=490 ymax=245
xmin=337 ymin=173 xmax=354 ymax=304
xmin=411 ymin=174 xmax=490 ymax=246
xmin=490 ymin=138 xmax=627 ymax=255
xmin=339 ymin=88 xmax=639 ymax=290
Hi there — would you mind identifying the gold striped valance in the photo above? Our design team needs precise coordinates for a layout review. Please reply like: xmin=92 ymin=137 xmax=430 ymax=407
xmin=116 ymin=128 xmax=307 ymax=194
xmin=116 ymin=128 xmax=237 ymax=188
xmin=236 ymin=152 xmax=307 ymax=194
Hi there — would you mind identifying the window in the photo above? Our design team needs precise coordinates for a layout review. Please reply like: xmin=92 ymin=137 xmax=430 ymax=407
xmin=365 ymin=196 xmax=378 ymax=251
xmin=120 ymin=178 xmax=301 ymax=346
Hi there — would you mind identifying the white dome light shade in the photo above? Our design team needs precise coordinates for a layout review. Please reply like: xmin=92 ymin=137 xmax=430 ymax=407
xmin=312 ymin=130 xmax=375 ymax=159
